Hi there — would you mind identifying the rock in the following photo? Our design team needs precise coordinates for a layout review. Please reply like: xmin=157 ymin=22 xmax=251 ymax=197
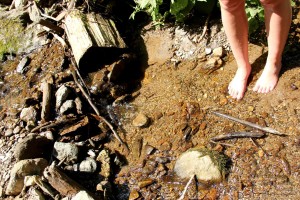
xmin=14 ymin=0 xmax=28 ymax=8
xmin=4 ymin=128 xmax=13 ymax=137
xmin=40 ymin=130 xmax=54 ymax=140
xmin=205 ymin=47 xmax=212 ymax=55
xmin=96 ymin=149 xmax=110 ymax=178
xmin=72 ymin=191 xmax=94 ymax=200
xmin=204 ymin=57 xmax=223 ymax=70
xmin=212 ymin=47 xmax=225 ymax=57
xmin=16 ymin=56 xmax=29 ymax=74
xmin=59 ymin=100 xmax=76 ymax=115
xmin=5 ymin=158 xmax=48 ymax=195
xmin=13 ymin=134 xmax=53 ymax=161
xmin=55 ymin=85 xmax=71 ymax=109
xmin=129 ymin=190 xmax=140 ymax=200
xmin=132 ymin=113 xmax=149 ymax=127
xmin=79 ymin=157 xmax=97 ymax=173
xmin=53 ymin=142 xmax=79 ymax=164
xmin=74 ymin=97 xmax=83 ymax=114
xmin=138 ymin=178 xmax=154 ymax=188
xmin=13 ymin=126 xmax=21 ymax=134
xmin=174 ymin=149 xmax=227 ymax=183
xmin=27 ymin=188 xmax=45 ymax=200
xmin=20 ymin=106 xmax=38 ymax=123
xmin=96 ymin=181 xmax=111 ymax=192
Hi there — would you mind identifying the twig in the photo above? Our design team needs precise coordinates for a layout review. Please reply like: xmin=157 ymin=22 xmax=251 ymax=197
xmin=210 ymin=132 xmax=265 ymax=141
xmin=70 ymin=63 xmax=129 ymax=152
xmin=178 ymin=175 xmax=195 ymax=200
xmin=209 ymin=140 xmax=235 ymax=147
xmin=197 ymin=13 xmax=211 ymax=43
xmin=250 ymin=138 xmax=269 ymax=157
xmin=211 ymin=111 xmax=286 ymax=136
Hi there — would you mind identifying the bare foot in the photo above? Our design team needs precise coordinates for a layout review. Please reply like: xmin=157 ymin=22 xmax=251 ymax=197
xmin=253 ymin=63 xmax=282 ymax=93
xmin=228 ymin=65 xmax=251 ymax=100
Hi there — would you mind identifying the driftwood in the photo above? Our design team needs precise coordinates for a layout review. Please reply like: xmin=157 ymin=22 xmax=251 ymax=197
xmin=44 ymin=163 xmax=91 ymax=197
xmin=70 ymin=63 xmax=129 ymax=152
xmin=211 ymin=111 xmax=286 ymax=136
xmin=210 ymin=132 xmax=265 ymax=142
xmin=64 ymin=9 xmax=127 ymax=68
xmin=41 ymin=82 xmax=52 ymax=122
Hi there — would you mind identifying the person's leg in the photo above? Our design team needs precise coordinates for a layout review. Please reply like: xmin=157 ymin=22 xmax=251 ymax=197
xmin=253 ymin=0 xmax=292 ymax=93
xmin=219 ymin=0 xmax=251 ymax=100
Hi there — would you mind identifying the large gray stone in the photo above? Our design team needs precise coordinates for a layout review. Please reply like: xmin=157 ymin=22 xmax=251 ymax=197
xmin=5 ymin=158 xmax=48 ymax=195
xmin=53 ymin=142 xmax=79 ymax=164
xmin=13 ymin=134 xmax=53 ymax=161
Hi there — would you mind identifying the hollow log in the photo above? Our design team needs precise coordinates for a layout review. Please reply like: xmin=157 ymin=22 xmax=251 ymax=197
xmin=64 ymin=9 xmax=127 ymax=69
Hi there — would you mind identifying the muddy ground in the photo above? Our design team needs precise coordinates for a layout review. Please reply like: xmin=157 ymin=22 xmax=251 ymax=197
xmin=0 ymin=4 xmax=300 ymax=200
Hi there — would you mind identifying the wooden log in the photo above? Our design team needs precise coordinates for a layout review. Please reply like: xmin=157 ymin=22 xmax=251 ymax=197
xmin=64 ymin=9 xmax=127 ymax=69
xmin=43 ymin=163 xmax=93 ymax=198
xmin=41 ymin=82 xmax=52 ymax=122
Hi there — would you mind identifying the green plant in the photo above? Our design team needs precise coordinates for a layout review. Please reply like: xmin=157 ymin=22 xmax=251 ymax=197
xmin=245 ymin=0 xmax=264 ymax=34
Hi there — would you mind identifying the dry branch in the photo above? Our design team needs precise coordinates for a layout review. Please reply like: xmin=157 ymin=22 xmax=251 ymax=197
xmin=211 ymin=111 xmax=286 ymax=136
xmin=44 ymin=163 xmax=90 ymax=197
xmin=210 ymin=132 xmax=265 ymax=141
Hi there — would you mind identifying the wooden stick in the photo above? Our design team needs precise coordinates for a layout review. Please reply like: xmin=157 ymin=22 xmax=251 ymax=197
xmin=210 ymin=132 xmax=265 ymax=141
xmin=70 ymin=64 xmax=129 ymax=152
xmin=178 ymin=175 xmax=194 ymax=200
xmin=211 ymin=111 xmax=286 ymax=136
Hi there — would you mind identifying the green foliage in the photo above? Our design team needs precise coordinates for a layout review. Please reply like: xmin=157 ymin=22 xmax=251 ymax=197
xmin=245 ymin=0 xmax=264 ymax=34
xmin=0 ymin=18 xmax=24 ymax=60
xmin=130 ymin=0 xmax=296 ymax=31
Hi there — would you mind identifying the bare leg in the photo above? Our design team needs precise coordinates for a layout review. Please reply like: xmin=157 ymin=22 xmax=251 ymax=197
xmin=220 ymin=0 xmax=251 ymax=100
xmin=253 ymin=0 xmax=292 ymax=93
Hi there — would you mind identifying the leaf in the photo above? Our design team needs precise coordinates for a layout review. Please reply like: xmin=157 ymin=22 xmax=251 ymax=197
xmin=170 ymin=0 xmax=189 ymax=15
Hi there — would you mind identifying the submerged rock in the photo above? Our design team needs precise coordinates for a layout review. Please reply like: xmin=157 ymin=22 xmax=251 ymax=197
xmin=174 ymin=148 xmax=227 ymax=183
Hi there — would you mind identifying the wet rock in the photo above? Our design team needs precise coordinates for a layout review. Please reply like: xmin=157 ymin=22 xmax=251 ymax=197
xmin=79 ymin=157 xmax=97 ymax=173
xmin=53 ymin=142 xmax=79 ymax=164
xmin=16 ymin=56 xmax=30 ymax=74
xmin=138 ymin=178 xmax=154 ymax=188
xmin=132 ymin=113 xmax=149 ymax=127
xmin=129 ymin=190 xmax=139 ymax=200
xmin=59 ymin=100 xmax=76 ymax=115
xmin=72 ymin=191 xmax=94 ymax=200
xmin=13 ymin=134 xmax=53 ymax=161
xmin=204 ymin=57 xmax=223 ymax=70
xmin=174 ymin=149 xmax=227 ymax=183
xmin=212 ymin=47 xmax=225 ymax=57
xmin=55 ymin=85 xmax=71 ymax=109
xmin=20 ymin=106 xmax=38 ymax=123
xmin=96 ymin=149 xmax=110 ymax=178
xmin=5 ymin=158 xmax=48 ymax=195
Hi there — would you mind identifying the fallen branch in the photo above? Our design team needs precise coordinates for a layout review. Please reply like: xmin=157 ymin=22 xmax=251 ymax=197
xmin=211 ymin=111 xmax=286 ymax=136
xmin=210 ymin=132 xmax=265 ymax=142
xmin=44 ymin=163 xmax=90 ymax=197
xmin=178 ymin=175 xmax=195 ymax=200
xmin=70 ymin=60 xmax=129 ymax=152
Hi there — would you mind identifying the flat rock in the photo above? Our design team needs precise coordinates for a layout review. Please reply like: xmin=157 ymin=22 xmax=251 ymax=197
xmin=72 ymin=191 xmax=94 ymax=200
xmin=132 ymin=113 xmax=149 ymax=127
xmin=174 ymin=149 xmax=226 ymax=183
